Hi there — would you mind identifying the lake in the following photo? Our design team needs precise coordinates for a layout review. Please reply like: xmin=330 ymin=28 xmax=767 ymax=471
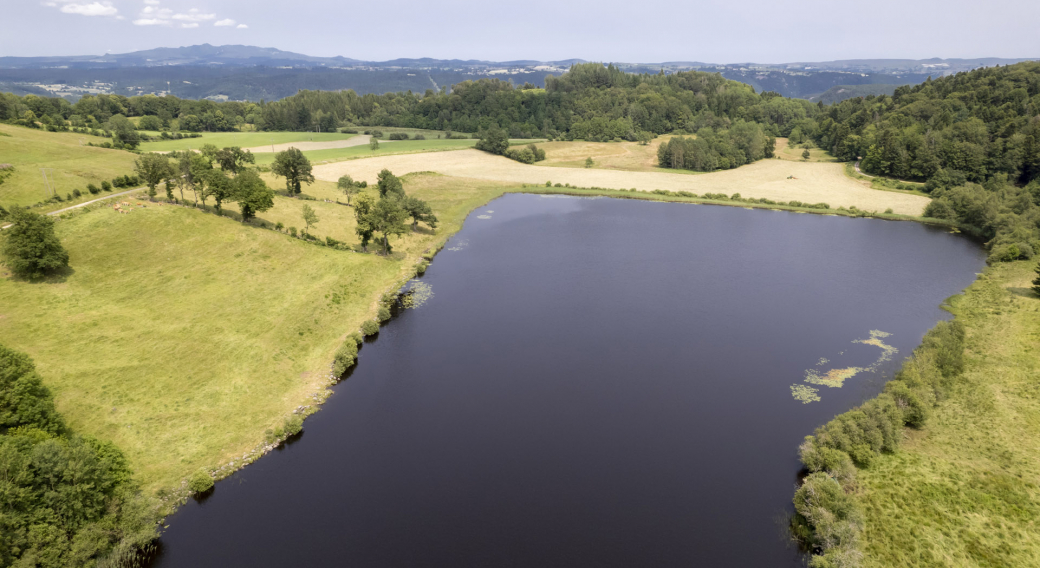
xmin=151 ymin=194 xmax=985 ymax=567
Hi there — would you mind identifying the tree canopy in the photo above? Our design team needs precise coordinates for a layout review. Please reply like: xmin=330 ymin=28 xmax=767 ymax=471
xmin=2 ymin=209 xmax=69 ymax=280
xmin=271 ymin=148 xmax=314 ymax=195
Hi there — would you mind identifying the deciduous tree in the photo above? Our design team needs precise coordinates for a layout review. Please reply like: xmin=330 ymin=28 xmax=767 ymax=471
xmin=2 ymin=209 xmax=69 ymax=280
xmin=134 ymin=153 xmax=173 ymax=199
xmin=233 ymin=170 xmax=274 ymax=222
xmin=271 ymin=148 xmax=314 ymax=196
xmin=301 ymin=203 xmax=319 ymax=233
xmin=338 ymin=175 xmax=359 ymax=205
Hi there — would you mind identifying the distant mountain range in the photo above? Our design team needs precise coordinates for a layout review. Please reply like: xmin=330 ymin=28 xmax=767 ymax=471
xmin=0 ymin=44 xmax=1035 ymax=103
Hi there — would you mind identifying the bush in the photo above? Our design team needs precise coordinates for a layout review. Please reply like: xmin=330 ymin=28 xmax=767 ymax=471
xmin=348 ymin=331 xmax=363 ymax=346
xmin=377 ymin=306 xmax=391 ymax=322
xmin=388 ymin=132 xmax=409 ymax=140
xmin=370 ymin=130 xmax=384 ymax=138
xmin=289 ymin=227 xmax=298 ymax=237
xmin=72 ymin=189 xmax=82 ymax=198
xmin=101 ymin=181 xmax=112 ymax=192
xmin=416 ymin=260 xmax=429 ymax=275
xmin=413 ymin=134 xmax=426 ymax=140
xmin=275 ymin=222 xmax=284 ymax=231
xmin=284 ymin=415 xmax=303 ymax=436
xmin=87 ymin=183 xmax=100 ymax=195
xmin=188 ymin=469 xmax=214 ymax=494
xmin=332 ymin=340 xmax=358 ymax=376
xmin=361 ymin=320 xmax=379 ymax=336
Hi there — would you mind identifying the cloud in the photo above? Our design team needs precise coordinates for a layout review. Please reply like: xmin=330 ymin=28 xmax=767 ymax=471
xmin=214 ymin=18 xmax=235 ymax=26
xmin=180 ymin=22 xmax=199 ymax=28
xmin=132 ymin=18 xmax=164 ymax=25
xmin=56 ymin=1 xmax=118 ymax=16
xmin=143 ymin=0 xmax=160 ymax=4
xmin=236 ymin=24 xmax=248 ymax=29
xmin=171 ymin=8 xmax=215 ymax=22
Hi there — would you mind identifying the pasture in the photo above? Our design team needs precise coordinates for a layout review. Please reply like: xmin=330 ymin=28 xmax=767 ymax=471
xmin=0 ymin=123 xmax=139 ymax=209
xmin=138 ymin=131 xmax=356 ymax=153
xmin=0 ymin=174 xmax=511 ymax=492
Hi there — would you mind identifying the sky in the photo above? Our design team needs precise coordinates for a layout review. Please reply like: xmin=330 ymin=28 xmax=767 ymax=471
xmin=1 ymin=0 xmax=1038 ymax=63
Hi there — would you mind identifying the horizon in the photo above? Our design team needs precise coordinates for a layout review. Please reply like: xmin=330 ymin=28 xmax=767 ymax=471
xmin=2 ymin=41 xmax=1036 ymax=66
xmin=2 ymin=0 xmax=1039 ymax=62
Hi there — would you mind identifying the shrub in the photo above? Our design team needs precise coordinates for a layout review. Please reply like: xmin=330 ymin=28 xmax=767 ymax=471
xmin=87 ymin=183 xmax=100 ymax=195
xmin=377 ymin=306 xmax=391 ymax=322
xmin=370 ymin=130 xmax=384 ymax=138
xmin=413 ymin=134 xmax=426 ymax=140
xmin=545 ymin=181 xmax=552 ymax=187
xmin=388 ymin=132 xmax=409 ymax=140
xmin=361 ymin=320 xmax=379 ymax=336
xmin=332 ymin=340 xmax=358 ymax=376
xmin=285 ymin=415 xmax=303 ymax=436
xmin=72 ymin=189 xmax=82 ymax=198
xmin=101 ymin=181 xmax=112 ymax=192
xmin=188 ymin=469 xmax=214 ymax=494
xmin=275 ymin=222 xmax=284 ymax=231
xmin=416 ymin=260 xmax=429 ymax=275
xmin=348 ymin=331 xmax=363 ymax=346
xmin=289 ymin=227 xmax=298 ymax=237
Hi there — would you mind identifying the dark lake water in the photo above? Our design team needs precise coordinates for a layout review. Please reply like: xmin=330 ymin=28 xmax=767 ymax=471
xmin=151 ymin=194 xmax=985 ymax=567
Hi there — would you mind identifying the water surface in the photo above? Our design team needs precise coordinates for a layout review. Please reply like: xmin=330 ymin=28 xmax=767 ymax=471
xmin=153 ymin=195 xmax=984 ymax=567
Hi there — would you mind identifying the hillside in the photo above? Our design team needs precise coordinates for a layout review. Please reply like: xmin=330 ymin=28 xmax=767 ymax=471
xmin=0 ymin=123 xmax=138 ymax=209
xmin=807 ymin=84 xmax=900 ymax=105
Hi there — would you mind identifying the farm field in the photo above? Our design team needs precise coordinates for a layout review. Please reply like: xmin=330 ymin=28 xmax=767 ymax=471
xmin=0 ymin=173 xmax=514 ymax=492
xmin=857 ymin=261 xmax=1040 ymax=567
xmin=313 ymin=148 xmax=933 ymax=215
xmin=773 ymin=136 xmax=841 ymax=162
xmin=138 ymin=131 xmax=357 ymax=152
xmin=251 ymin=138 xmax=482 ymax=166
xmin=0 ymin=123 xmax=139 ymax=209
xmin=536 ymin=137 xmax=681 ymax=173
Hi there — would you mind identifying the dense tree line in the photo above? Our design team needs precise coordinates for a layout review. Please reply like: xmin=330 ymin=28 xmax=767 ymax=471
xmin=800 ymin=62 xmax=1040 ymax=261
xmin=0 ymin=345 xmax=155 ymax=566
xmin=255 ymin=64 xmax=815 ymax=144
xmin=0 ymin=92 xmax=259 ymax=133
xmin=657 ymin=121 xmax=775 ymax=171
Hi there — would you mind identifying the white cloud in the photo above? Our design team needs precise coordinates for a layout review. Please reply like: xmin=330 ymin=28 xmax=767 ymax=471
xmin=214 ymin=18 xmax=235 ymax=26
xmin=180 ymin=22 xmax=199 ymax=28
xmin=132 ymin=18 xmax=164 ymax=25
xmin=236 ymin=24 xmax=248 ymax=29
xmin=57 ymin=1 xmax=118 ymax=16
xmin=172 ymin=8 xmax=215 ymax=22
xmin=143 ymin=0 xmax=160 ymax=4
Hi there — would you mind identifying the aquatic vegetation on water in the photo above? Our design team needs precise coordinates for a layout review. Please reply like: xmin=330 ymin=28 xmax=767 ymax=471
xmin=401 ymin=281 xmax=433 ymax=309
xmin=804 ymin=367 xmax=863 ymax=388
xmin=854 ymin=330 xmax=898 ymax=366
xmin=792 ymin=330 xmax=898 ymax=403
xmin=477 ymin=215 xmax=492 ymax=219
xmin=791 ymin=384 xmax=821 ymax=404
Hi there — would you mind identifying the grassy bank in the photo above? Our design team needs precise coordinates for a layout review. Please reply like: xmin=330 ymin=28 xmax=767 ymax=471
xmin=0 ymin=123 xmax=138 ymax=209
xmin=0 ymin=173 xmax=511 ymax=493
xmin=858 ymin=262 xmax=1040 ymax=567
xmin=793 ymin=261 xmax=1040 ymax=567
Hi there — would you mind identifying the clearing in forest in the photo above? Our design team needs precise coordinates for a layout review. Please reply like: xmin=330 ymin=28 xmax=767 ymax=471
xmin=313 ymin=149 xmax=932 ymax=215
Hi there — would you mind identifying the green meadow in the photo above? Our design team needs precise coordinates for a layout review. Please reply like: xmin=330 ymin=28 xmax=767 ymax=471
xmin=138 ymin=131 xmax=357 ymax=152
xmin=0 ymin=123 xmax=139 ymax=209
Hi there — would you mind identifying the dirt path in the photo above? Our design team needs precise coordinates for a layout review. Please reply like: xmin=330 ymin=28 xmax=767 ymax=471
xmin=313 ymin=149 xmax=931 ymax=215
xmin=2 ymin=186 xmax=144 ymax=229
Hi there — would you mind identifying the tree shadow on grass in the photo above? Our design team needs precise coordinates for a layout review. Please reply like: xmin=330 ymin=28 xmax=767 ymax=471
xmin=1008 ymin=287 xmax=1038 ymax=299
xmin=7 ymin=265 xmax=76 ymax=284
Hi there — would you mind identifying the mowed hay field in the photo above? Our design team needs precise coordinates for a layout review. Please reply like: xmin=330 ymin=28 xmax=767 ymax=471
xmin=314 ymin=148 xmax=932 ymax=215
xmin=0 ymin=174 xmax=510 ymax=492
xmin=857 ymin=262 xmax=1040 ymax=567
xmin=0 ymin=123 xmax=138 ymax=209
xmin=138 ymin=131 xmax=358 ymax=153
